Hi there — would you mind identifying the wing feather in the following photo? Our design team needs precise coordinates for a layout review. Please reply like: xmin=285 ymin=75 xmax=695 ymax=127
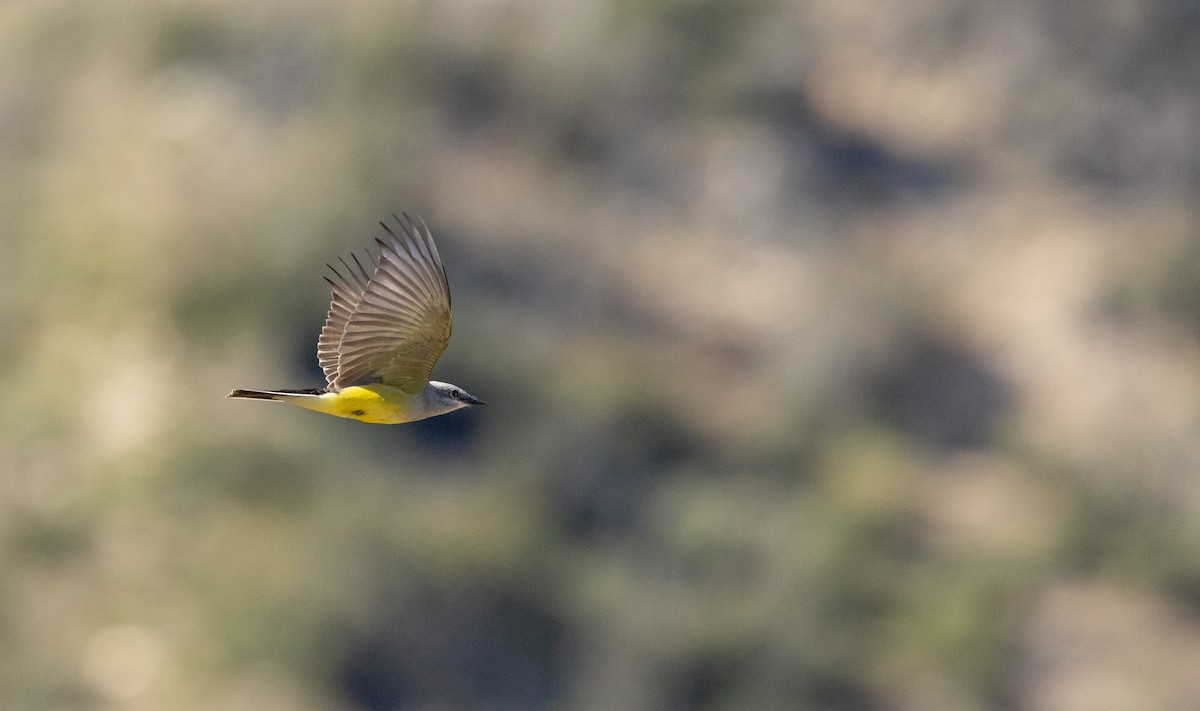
xmin=317 ymin=251 xmax=373 ymax=386
xmin=331 ymin=213 xmax=453 ymax=393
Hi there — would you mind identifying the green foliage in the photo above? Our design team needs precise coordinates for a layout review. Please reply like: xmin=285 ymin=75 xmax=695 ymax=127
xmin=2 ymin=0 xmax=1200 ymax=709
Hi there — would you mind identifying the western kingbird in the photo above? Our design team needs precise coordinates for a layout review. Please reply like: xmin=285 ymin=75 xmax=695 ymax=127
xmin=229 ymin=213 xmax=483 ymax=424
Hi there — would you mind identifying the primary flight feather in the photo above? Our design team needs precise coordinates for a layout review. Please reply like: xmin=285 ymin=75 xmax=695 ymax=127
xmin=229 ymin=213 xmax=483 ymax=424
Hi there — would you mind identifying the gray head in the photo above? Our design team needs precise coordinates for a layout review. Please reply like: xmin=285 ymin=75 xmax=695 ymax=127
xmin=422 ymin=380 xmax=485 ymax=417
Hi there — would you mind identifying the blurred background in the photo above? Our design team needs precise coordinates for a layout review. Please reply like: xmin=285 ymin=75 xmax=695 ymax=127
xmin=4 ymin=1 xmax=1200 ymax=709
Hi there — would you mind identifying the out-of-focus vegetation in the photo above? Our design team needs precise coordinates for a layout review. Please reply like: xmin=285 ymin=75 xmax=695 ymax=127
xmin=4 ymin=1 xmax=1200 ymax=709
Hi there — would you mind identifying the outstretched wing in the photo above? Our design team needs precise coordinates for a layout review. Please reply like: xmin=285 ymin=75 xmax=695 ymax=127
xmin=331 ymin=213 xmax=453 ymax=393
xmin=317 ymin=251 xmax=374 ymax=387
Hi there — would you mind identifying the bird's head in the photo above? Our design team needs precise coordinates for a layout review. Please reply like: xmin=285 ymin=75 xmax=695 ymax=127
xmin=427 ymin=380 xmax=485 ymax=413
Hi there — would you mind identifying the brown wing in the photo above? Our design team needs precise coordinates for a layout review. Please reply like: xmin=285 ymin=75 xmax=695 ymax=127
xmin=317 ymin=252 xmax=373 ymax=387
xmin=332 ymin=213 xmax=452 ymax=393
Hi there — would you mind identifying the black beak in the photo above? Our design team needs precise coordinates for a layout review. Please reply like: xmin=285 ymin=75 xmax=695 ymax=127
xmin=463 ymin=394 xmax=485 ymax=405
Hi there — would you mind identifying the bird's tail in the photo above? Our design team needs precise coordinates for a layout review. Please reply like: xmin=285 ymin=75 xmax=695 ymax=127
xmin=228 ymin=388 xmax=324 ymax=401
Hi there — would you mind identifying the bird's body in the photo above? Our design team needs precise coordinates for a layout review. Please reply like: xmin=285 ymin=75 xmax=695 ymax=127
xmin=229 ymin=381 xmax=471 ymax=424
xmin=229 ymin=214 xmax=482 ymax=424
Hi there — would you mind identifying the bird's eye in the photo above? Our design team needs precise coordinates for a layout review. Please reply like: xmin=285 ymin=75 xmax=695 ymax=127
xmin=451 ymin=389 xmax=462 ymax=398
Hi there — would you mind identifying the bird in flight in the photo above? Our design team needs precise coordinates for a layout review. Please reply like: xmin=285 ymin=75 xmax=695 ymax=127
xmin=229 ymin=213 xmax=483 ymax=424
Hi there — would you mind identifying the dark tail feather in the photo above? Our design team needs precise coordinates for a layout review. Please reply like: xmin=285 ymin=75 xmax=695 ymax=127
xmin=228 ymin=388 xmax=324 ymax=400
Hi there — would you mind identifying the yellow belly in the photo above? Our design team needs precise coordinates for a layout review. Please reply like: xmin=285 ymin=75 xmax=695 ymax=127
xmin=284 ymin=384 xmax=415 ymax=424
